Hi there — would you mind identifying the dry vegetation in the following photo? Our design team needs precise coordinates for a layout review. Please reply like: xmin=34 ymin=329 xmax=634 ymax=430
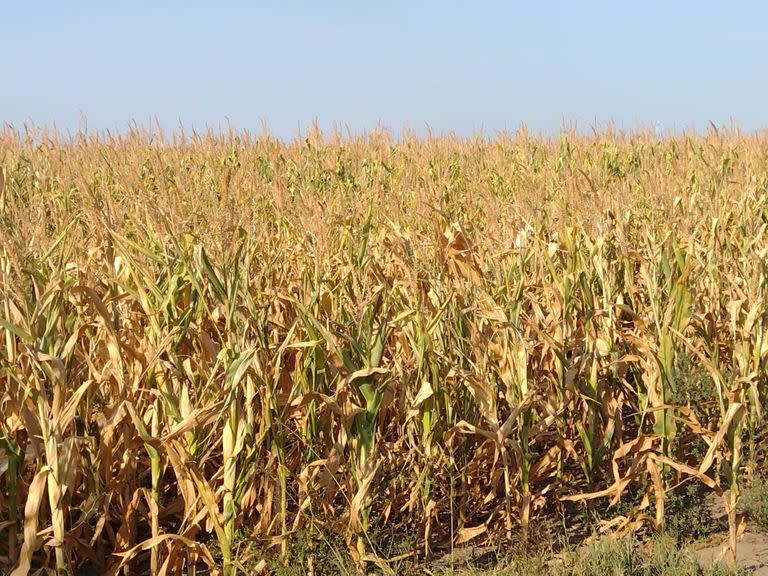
xmin=0 ymin=126 xmax=766 ymax=575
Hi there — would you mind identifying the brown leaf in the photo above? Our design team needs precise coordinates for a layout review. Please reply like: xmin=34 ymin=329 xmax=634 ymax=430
xmin=455 ymin=522 xmax=488 ymax=544
xmin=10 ymin=466 xmax=49 ymax=576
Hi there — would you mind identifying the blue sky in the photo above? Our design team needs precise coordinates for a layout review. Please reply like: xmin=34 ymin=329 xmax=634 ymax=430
xmin=3 ymin=1 xmax=767 ymax=137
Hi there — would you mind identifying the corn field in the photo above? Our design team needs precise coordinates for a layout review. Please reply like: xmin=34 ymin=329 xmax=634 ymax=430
xmin=0 ymin=126 xmax=767 ymax=575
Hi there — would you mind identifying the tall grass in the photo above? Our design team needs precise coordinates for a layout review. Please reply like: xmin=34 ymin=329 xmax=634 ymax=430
xmin=0 ymin=125 xmax=766 ymax=575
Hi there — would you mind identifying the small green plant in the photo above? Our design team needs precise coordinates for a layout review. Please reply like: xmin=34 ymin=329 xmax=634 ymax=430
xmin=437 ymin=556 xmax=548 ymax=576
xmin=740 ymin=477 xmax=768 ymax=532
xmin=441 ymin=535 xmax=748 ymax=576
xmin=559 ymin=537 xmax=639 ymax=576
xmin=267 ymin=529 xmax=355 ymax=576
xmin=557 ymin=535 xmax=747 ymax=576
xmin=665 ymin=483 xmax=725 ymax=543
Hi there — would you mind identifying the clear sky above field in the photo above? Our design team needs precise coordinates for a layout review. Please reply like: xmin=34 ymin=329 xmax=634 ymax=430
xmin=3 ymin=1 xmax=767 ymax=137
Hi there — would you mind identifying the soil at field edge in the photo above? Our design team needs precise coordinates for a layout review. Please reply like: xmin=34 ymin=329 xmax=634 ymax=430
xmin=694 ymin=532 xmax=768 ymax=575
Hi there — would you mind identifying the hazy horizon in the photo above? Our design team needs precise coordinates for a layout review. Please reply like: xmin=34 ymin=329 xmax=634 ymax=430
xmin=3 ymin=118 xmax=762 ymax=144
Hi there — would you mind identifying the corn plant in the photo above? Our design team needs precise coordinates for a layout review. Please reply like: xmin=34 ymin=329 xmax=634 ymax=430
xmin=0 ymin=126 xmax=766 ymax=575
